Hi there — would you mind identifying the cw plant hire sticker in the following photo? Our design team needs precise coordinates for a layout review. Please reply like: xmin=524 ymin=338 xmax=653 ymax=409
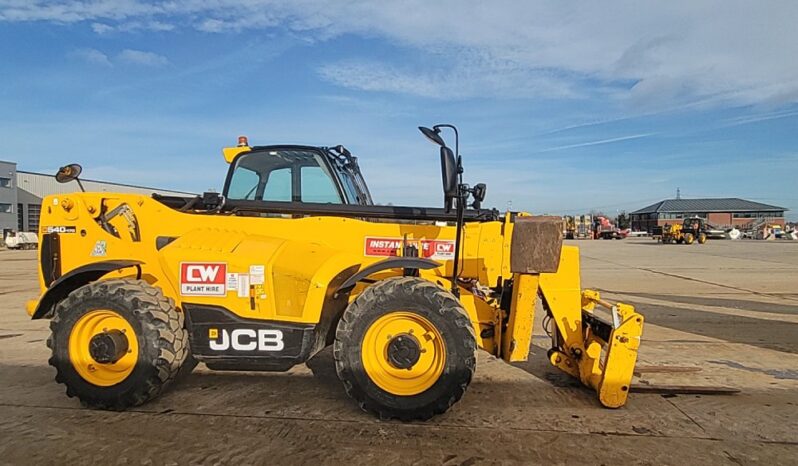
xmin=180 ymin=262 xmax=227 ymax=296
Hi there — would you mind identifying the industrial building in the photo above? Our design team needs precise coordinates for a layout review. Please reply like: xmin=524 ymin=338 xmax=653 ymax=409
xmin=0 ymin=160 xmax=194 ymax=238
xmin=630 ymin=198 xmax=787 ymax=232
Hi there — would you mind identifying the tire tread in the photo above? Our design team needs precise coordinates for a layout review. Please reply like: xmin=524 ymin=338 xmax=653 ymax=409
xmin=333 ymin=277 xmax=476 ymax=421
xmin=48 ymin=279 xmax=189 ymax=410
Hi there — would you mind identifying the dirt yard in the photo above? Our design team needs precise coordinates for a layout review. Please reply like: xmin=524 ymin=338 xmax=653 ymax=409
xmin=1 ymin=238 xmax=797 ymax=465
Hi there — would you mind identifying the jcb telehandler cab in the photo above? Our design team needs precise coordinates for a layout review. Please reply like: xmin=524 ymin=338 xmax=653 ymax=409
xmin=26 ymin=126 xmax=643 ymax=420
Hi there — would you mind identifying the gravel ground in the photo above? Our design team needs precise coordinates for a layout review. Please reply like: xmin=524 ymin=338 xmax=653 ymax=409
xmin=1 ymin=238 xmax=797 ymax=465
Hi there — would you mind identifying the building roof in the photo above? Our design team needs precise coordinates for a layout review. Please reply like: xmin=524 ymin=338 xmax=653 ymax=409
xmin=631 ymin=198 xmax=787 ymax=215
xmin=16 ymin=170 xmax=195 ymax=198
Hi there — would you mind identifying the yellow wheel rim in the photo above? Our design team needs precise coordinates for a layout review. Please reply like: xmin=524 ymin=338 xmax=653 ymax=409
xmin=361 ymin=311 xmax=446 ymax=396
xmin=68 ymin=310 xmax=138 ymax=387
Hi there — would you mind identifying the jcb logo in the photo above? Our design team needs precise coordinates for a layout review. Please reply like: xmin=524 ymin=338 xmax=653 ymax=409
xmin=209 ymin=328 xmax=284 ymax=352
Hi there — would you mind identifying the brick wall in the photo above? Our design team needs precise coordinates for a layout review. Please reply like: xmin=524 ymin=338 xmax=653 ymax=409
xmin=707 ymin=212 xmax=731 ymax=226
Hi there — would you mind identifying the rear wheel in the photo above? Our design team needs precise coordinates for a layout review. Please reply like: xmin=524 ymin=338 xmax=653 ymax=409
xmin=48 ymin=279 xmax=190 ymax=410
xmin=334 ymin=277 xmax=476 ymax=420
xmin=684 ymin=233 xmax=695 ymax=244
xmin=698 ymin=232 xmax=708 ymax=244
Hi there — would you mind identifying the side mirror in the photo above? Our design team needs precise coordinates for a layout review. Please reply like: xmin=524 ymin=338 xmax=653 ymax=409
xmin=440 ymin=147 xmax=458 ymax=212
xmin=471 ymin=183 xmax=486 ymax=209
xmin=55 ymin=164 xmax=83 ymax=183
xmin=419 ymin=126 xmax=446 ymax=147
xmin=55 ymin=163 xmax=86 ymax=192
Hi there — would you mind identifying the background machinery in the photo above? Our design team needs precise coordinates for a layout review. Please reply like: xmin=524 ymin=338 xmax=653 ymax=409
xmin=576 ymin=214 xmax=594 ymax=239
xmin=655 ymin=217 xmax=709 ymax=244
xmin=594 ymin=216 xmax=626 ymax=240
xmin=25 ymin=127 xmax=643 ymax=420
xmin=563 ymin=215 xmax=576 ymax=239
xmin=4 ymin=231 xmax=38 ymax=250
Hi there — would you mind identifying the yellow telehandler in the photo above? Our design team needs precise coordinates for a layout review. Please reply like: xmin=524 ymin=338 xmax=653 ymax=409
xmin=658 ymin=217 xmax=709 ymax=244
xmin=26 ymin=126 xmax=643 ymax=420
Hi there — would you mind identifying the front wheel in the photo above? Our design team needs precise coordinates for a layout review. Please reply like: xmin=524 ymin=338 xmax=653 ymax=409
xmin=698 ymin=233 xmax=708 ymax=244
xmin=48 ymin=279 xmax=190 ymax=410
xmin=334 ymin=277 xmax=476 ymax=421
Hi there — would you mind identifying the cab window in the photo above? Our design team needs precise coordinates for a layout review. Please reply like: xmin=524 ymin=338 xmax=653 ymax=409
xmin=300 ymin=166 xmax=340 ymax=203
xmin=227 ymin=167 xmax=259 ymax=200
xmin=262 ymin=168 xmax=291 ymax=201
xmin=226 ymin=149 xmax=343 ymax=203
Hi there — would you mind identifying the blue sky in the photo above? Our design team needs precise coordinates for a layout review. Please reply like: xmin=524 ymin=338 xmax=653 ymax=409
xmin=1 ymin=1 xmax=797 ymax=219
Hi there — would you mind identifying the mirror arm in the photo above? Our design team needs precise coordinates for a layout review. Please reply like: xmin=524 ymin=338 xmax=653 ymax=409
xmin=450 ymin=184 xmax=467 ymax=298
xmin=423 ymin=123 xmax=469 ymax=298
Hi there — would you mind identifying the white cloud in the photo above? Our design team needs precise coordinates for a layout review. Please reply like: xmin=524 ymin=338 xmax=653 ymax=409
xmin=117 ymin=49 xmax=169 ymax=67
xmin=195 ymin=12 xmax=279 ymax=33
xmin=318 ymin=57 xmax=583 ymax=100
xmin=118 ymin=20 xmax=175 ymax=32
xmin=66 ymin=47 xmax=169 ymax=68
xmin=138 ymin=20 xmax=173 ymax=31
xmin=91 ymin=22 xmax=113 ymax=34
xmin=4 ymin=1 xmax=798 ymax=106
xmin=720 ymin=109 xmax=798 ymax=128
xmin=538 ymin=133 xmax=656 ymax=153
xmin=196 ymin=18 xmax=226 ymax=33
xmin=68 ymin=47 xmax=112 ymax=67
xmin=91 ymin=20 xmax=174 ymax=34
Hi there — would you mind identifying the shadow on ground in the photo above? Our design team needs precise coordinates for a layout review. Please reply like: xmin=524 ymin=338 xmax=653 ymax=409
xmin=628 ymin=302 xmax=798 ymax=354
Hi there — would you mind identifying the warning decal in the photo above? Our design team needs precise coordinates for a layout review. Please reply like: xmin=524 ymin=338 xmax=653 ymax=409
xmin=180 ymin=262 xmax=227 ymax=296
xmin=364 ymin=237 xmax=456 ymax=260
xmin=364 ymin=237 xmax=405 ymax=257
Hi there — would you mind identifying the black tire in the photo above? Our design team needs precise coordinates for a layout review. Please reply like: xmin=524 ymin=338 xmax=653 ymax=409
xmin=698 ymin=232 xmax=708 ymax=244
xmin=334 ymin=277 xmax=476 ymax=421
xmin=47 ymin=279 xmax=190 ymax=410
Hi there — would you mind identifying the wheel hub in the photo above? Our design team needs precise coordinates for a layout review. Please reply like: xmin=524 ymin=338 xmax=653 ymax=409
xmin=387 ymin=333 xmax=421 ymax=369
xmin=89 ymin=329 xmax=129 ymax=364
xmin=68 ymin=309 xmax=139 ymax=386
xmin=361 ymin=311 xmax=446 ymax=396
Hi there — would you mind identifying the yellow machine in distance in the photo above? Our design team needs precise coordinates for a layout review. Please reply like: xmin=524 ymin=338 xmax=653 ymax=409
xmin=658 ymin=217 xmax=709 ymax=244
xmin=26 ymin=126 xmax=643 ymax=420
